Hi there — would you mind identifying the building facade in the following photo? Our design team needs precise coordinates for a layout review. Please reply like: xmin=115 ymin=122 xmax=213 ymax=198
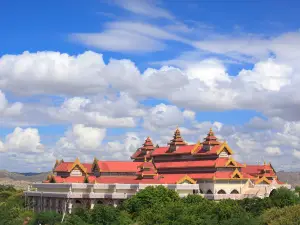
xmin=24 ymin=128 xmax=290 ymax=214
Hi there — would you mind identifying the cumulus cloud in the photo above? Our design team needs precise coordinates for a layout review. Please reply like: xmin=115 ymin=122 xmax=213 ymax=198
xmin=0 ymin=90 xmax=23 ymax=116
xmin=183 ymin=110 xmax=196 ymax=120
xmin=47 ymin=94 xmax=138 ymax=128
xmin=57 ymin=124 xmax=106 ymax=151
xmin=143 ymin=103 xmax=184 ymax=131
xmin=0 ymin=51 xmax=107 ymax=96
xmin=0 ymin=127 xmax=44 ymax=153
xmin=106 ymin=132 xmax=142 ymax=159
xmin=292 ymin=149 xmax=300 ymax=159
xmin=265 ymin=146 xmax=282 ymax=155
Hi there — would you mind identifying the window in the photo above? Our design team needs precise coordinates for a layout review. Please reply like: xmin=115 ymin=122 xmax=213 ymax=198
xmin=206 ymin=189 xmax=213 ymax=194
xmin=217 ymin=189 xmax=226 ymax=194
xmin=230 ymin=189 xmax=239 ymax=194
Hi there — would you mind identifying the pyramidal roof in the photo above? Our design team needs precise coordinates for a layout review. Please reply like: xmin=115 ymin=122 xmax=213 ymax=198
xmin=202 ymin=128 xmax=220 ymax=145
xmin=140 ymin=137 xmax=155 ymax=152
xmin=168 ymin=127 xmax=187 ymax=146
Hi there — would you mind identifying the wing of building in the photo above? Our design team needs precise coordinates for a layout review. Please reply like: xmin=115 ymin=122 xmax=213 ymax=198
xmin=24 ymin=128 xmax=291 ymax=214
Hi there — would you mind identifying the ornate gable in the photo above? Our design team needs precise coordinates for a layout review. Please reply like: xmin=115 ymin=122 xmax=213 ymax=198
xmin=176 ymin=175 xmax=196 ymax=184
xmin=231 ymin=169 xmax=243 ymax=179
xmin=216 ymin=142 xmax=234 ymax=155
xmin=68 ymin=158 xmax=87 ymax=175
xmin=255 ymin=176 xmax=271 ymax=185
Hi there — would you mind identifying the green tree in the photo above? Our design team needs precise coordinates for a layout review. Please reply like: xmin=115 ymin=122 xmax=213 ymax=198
xmin=181 ymin=194 xmax=209 ymax=204
xmin=238 ymin=197 xmax=273 ymax=215
xmin=269 ymin=187 xmax=300 ymax=208
xmin=261 ymin=204 xmax=300 ymax=225
xmin=29 ymin=211 xmax=62 ymax=225
xmin=295 ymin=186 xmax=300 ymax=195
xmin=62 ymin=214 xmax=92 ymax=225
xmin=89 ymin=204 xmax=120 ymax=225
xmin=121 ymin=185 xmax=180 ymax=216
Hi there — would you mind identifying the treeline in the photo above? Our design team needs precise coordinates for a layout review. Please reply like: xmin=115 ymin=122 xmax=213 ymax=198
xmin=1 ymin=184 xmax=300 ymax=225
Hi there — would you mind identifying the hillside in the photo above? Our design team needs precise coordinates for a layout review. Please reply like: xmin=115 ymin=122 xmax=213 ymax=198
xmin=277 ymin=171 xmax=300 ymax=188
xmin=0 ymin=170 xmax=48 ymax=190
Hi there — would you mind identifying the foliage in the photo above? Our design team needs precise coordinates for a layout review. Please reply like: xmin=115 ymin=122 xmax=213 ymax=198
xmin=121 ymin=185 xmax=180 ymax=216
xmin=1 ymin=185 xmax=300 ymax=225
xmin=261 ymin=204 xmax=300 ymax=225
xmin=28 ymin=211 xmax=62 ymax=225
xmin=63 ymin=214 xmax=93 ymax=225
xmin=238 ymin=197 xmax=273 ymax=215
xmin=295 ymin=186 xmax=300 ymax=195
xmin=269 ymin=187 xmax=300 ymax=208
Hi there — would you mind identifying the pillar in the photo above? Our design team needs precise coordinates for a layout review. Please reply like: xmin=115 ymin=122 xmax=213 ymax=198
xmin=113 ymin=200 xmax=118 ymax=208
xmin=32 ymin=197 xmax=36 ymax=212
xmin=55 ymin=199 xmax=59 ymax=213
xmin=68 ymin=201 xmax=73 ymax=214
xmin=90 ymin=200 xmax=95 ymax=210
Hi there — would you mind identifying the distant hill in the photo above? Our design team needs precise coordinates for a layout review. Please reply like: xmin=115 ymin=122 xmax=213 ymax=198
xmin=0 ymin=170 xmax=48 ymax=182
xmin=0 ymin=170 xmax=48 ymax=189
xmin=277 ymin=171 xmax=300 ymax=188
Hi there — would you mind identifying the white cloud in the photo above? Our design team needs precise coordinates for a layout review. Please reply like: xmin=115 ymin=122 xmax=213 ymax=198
xmin=183 ymin=110 xmax=195 ymax=120
xmin=48 ymin=94 xmax=138 ymax=128
xmin=238 ymin=59 xmax=292 ymax=91
xmin=0 ymin=140 xmax=4 ymax=152
xmin=112 ymin=0 xmax=174 ymax=19
xmin=0 ymin=90 xmax=23 ymax=116
xmin=72 ymin=30 xmax=166 ymax=53
xmin=265 ymin=146 xmax=282 ymax=156
xmin=292 ymin=149 xmax=300 ymax=159
xmin=185 ymin=59 xmax=231 ymax=87
xmin=57 ymin=124 xmax=106 ymax=151
xmin=143 ymin=104 xmax=184 ymax=131
xmin=1 ymin=127 xmax=44 ymax=153
xmin=71 ymin=21 xmax=190 ymax=53
xmin=0 ymin=51 xmax=107 ymax=96
xmin=106 ymin=132 xmax=142 ymax=159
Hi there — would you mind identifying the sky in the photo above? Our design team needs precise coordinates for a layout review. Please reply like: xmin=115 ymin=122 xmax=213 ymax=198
xmin=1 ymin=0 xmax=300 ymax=172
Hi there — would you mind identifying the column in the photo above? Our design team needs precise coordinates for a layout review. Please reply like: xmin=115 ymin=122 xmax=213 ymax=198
xmin=113 ymin=200 xmax=118 ymax=208
xmin=55 ymin=199 xmax=59 ymax=213
xmin=68 ymin=200 xmax=73 ymax=214
xmin=90 ymin=199 xmax=95 ymax=210
xmin=32 ymin=197 xmax=36 ymax=212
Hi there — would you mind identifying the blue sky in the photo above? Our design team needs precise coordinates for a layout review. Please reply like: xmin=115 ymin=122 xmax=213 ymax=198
xmin=0 ymin=0 xmax=300 ymax=172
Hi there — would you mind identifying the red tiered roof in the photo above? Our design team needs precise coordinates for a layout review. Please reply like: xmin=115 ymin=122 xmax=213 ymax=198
xmin=155 ymin=158 xmax=244 ymax=169
xmin=97 ymin=161 xmax=141 ymax=173
xmin=168 ymin=127 xmax=187 ymax=146
xmin=202 ymin=128 xmax=221 ymax=146
xmin=136 ymin=159 xmax=158 ymax=178
xmin=152 ymin=145 xmax=197 ymax=156
xmin=241 ymin=164 xmax=276 ymax=177
xmin=131 ymin=137 xmax=155 ymax=160
xmin=47 ymin=128 xmax=285 ymax=186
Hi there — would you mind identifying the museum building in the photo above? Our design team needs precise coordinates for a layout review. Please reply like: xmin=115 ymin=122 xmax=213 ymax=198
xmin=24 ymin=128 xmax=290 ymax=214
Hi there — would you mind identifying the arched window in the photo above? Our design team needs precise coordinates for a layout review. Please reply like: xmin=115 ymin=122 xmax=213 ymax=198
xmin=96 ymin=200 xmax=103 ymax=204
xmin=217 ymin=189 xmax=226 ymax=194
xmin=269 ymin=189 xmax=277 ymax=197
xmin=199 ymin=189 xmax=203 ymax=194
xmin=206 ymin=189 xmax=213 ymax=194
xmin=230 ymin=189 xmax=239 ymax=194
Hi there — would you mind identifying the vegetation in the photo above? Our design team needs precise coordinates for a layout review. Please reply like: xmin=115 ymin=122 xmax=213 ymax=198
xmin=1 ymin=185 xmax=300 ymax=225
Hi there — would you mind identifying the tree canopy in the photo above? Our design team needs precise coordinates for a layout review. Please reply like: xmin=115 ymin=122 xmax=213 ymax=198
xmin=1 ymin=185 xmax=300 ymax=225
